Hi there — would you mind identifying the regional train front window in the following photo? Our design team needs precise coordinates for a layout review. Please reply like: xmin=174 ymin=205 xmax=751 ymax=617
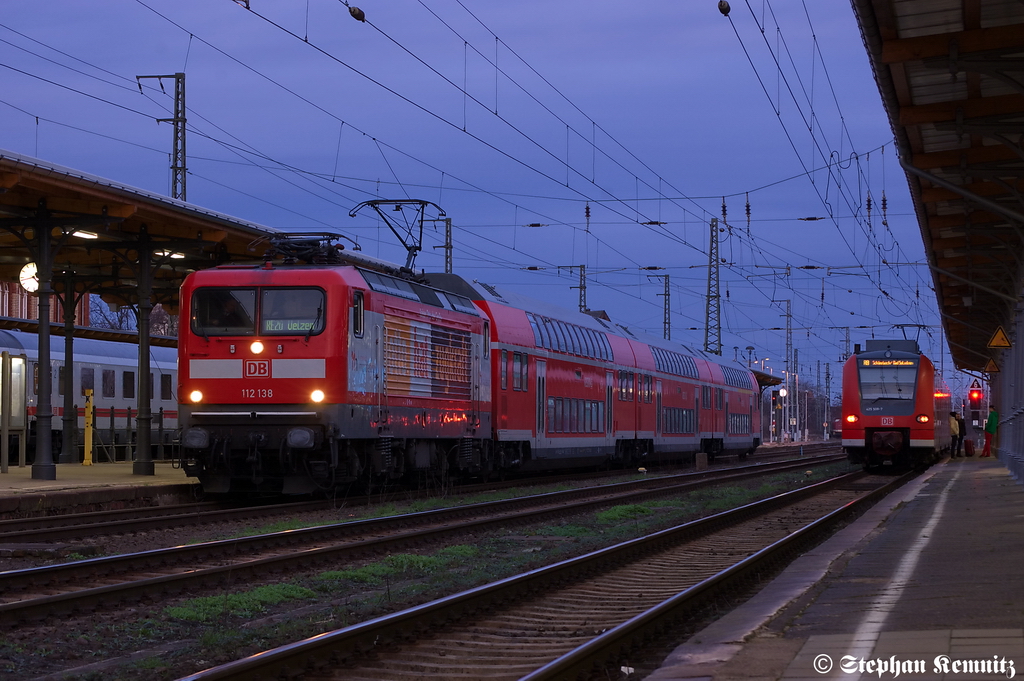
xmin=858 ymin=359 xmax=919 ymax=401
xmin=261 ymin=288 xmax=325 ymax=336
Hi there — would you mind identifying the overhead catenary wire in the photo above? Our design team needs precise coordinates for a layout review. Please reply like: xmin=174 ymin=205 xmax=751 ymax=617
xmin=0 ymin=0 xmax=946 ymax=375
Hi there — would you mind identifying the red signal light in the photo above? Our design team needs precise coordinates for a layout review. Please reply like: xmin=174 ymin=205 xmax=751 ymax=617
xmin=969 ymin=389 xmax=983 ymax=409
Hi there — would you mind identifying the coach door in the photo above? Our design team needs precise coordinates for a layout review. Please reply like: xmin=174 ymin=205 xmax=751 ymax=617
xmin=695 ymin=387 xmax=700 ymax=436
xmin=656 ymin=380 xmax=662 ymax=437
xmin=470 ymin=322 xmax=485 ymax=429
xmin=536 ymin=360 xmax=546 ymax=436
xmin=605 ymin=371 xmax=614 ymax=435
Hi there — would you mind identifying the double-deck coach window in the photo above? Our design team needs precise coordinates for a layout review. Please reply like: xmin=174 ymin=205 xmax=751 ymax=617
xmin=526 ymin=312 xmax=612 ymax=361
xmin=512 ymin=352 xmax=528 ymax=391
xmin=547 ymin=397 xmax=604 ymax=433
xmin=618 ymin=371 xmax=635 ymax=401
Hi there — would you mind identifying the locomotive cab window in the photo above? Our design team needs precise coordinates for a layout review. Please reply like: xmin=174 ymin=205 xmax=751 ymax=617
xmin=191 ymin=287 xmax=325 ymax=337
xmin=352 ymin=290 xmax=365 ymax=338
xmin=261 ymin=288 xmax=325 ymax=336
xmin=192 ymin=289 xmax=257 ymax=336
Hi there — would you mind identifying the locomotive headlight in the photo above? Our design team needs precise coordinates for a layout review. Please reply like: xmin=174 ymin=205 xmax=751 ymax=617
xmin=845 ymin=414 xmax=858 ymax=423
xmin=189 ymin=390 xmax=204 ymax=403
xmin=310 ymin=389 xmax=325 ymax=403
xmin=250 ymin=341 xmax=265 ymax=354
xmin=916 ymin=414 xmax=930 ymax=423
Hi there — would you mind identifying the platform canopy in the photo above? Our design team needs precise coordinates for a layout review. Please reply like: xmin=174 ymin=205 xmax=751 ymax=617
xmin=0 ymin=150 xmax=282 ymax=313
xmin=852 ymin=1 xmax=1024 ymax=372
xmin=0 ymin=150 xmax=299 ymax=478
xmin=752 ymin=369 xmax=783 ymax=389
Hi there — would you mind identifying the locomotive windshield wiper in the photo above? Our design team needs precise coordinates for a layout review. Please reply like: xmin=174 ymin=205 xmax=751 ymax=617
xmin=305 ymin=306 xmax=322 ymax=342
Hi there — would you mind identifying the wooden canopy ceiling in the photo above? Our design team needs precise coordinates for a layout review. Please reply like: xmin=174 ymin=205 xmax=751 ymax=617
xmin=0 ymin=151 xmax=281 ymax=315
xmin=852 ymin=0 xmax=1024 ymax=372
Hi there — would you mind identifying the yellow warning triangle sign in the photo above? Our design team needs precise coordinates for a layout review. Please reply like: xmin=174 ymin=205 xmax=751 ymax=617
xmin=987 ymin=326 xmax=1011 ymax=349
xmin=984 ymin=359 xmax=1000 ymax=373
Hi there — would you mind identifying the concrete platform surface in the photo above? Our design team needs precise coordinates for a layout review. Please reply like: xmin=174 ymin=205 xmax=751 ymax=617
xmin=0 ymin=461 xmax=194 ymax=495
xmin=0 ymin=461 xmax=197 ymax=515
xmin=647 ymin=456 xmax=1024 ymax=681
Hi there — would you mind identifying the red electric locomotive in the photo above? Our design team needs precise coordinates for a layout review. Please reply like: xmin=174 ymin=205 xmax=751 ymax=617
xmin=841 ymin=339 xmax=952 ymax=470
xmin=178 ymin=235 xmax=761 ymax=494
xmin=178 ymin=240 xmax=491 ymax=493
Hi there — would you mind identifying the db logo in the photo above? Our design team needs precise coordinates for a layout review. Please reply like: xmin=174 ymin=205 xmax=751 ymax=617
xmin=244 ymin=360 xmax=271 ymax=378
xmin=881 ymin=417 xmax=894 ymax=425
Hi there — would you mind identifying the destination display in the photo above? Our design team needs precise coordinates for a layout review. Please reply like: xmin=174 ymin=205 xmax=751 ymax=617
xmin=263 ymin=319 xmax=317 ymax=332
xmin=861 ymin=359 xmax=917 ymax=367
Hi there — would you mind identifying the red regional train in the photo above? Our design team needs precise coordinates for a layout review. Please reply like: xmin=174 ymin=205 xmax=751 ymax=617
xmin=178 ymin=236 xmax=763 ymax=494
xmin=841 ymin=339 xmax=951 ymax=471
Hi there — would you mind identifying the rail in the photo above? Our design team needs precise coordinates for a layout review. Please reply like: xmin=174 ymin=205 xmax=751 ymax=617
xmin=176 ymin=469 xmax=905 ymax=681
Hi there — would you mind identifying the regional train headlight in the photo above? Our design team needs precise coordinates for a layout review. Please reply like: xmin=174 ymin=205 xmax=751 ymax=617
xmin=310 ymin=389 xmax=325 ymax=403
xmin=845 ymin=414 xmax=858 ymax=424
xmin=916 ymin=414 xmax=930 ymax=423
xmin=250 ymin=341 xmax=265 ymax=354
xmin=189 ymin=390 xmax=204 ymax=403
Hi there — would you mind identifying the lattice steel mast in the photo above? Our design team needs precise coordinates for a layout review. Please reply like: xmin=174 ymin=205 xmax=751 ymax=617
xmin=704 ymin=217 xmax=721 ymax=355
xmin=137 ymin=73 xmax=186 ymax=201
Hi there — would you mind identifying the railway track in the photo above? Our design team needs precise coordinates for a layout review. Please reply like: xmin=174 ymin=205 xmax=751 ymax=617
xmin=178 ymin=469 xmax=912 ymax=681
xmin=0 ymin=442 xmax=839 ymax=541
xmin=0 ymin=453 xmax=845 ymax=626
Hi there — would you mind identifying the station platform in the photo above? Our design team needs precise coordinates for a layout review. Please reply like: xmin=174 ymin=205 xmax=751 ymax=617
xmin=648 ymin=455 xmax=1024 ymax=681
xmin=0 ymin=461 xmax=198 ymax=515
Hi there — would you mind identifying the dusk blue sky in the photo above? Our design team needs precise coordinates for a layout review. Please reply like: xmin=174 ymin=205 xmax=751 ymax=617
xmin=0 ymin=0 xmax=961 ymax=399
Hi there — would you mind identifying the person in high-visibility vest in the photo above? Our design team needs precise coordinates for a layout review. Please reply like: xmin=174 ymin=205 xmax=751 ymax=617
xmin=949 ymin=411 xmax=962 ymax=458
xmin=981 ymin=405 xmax=999 ymax=457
